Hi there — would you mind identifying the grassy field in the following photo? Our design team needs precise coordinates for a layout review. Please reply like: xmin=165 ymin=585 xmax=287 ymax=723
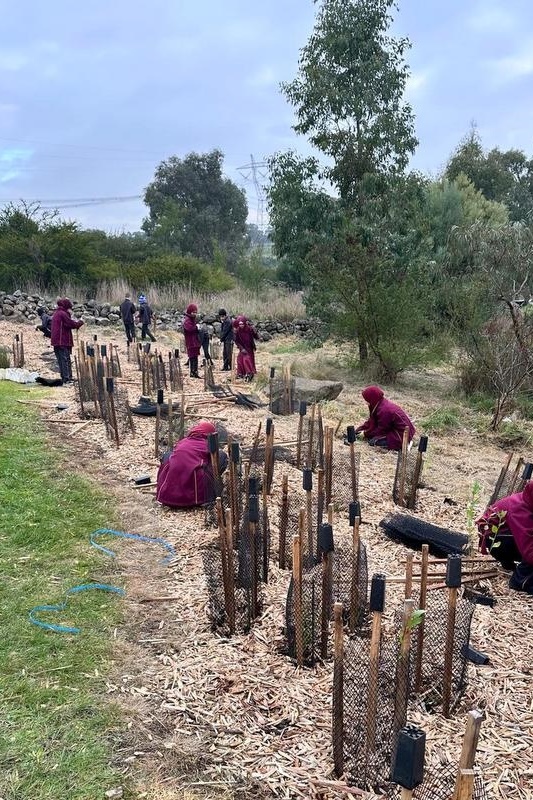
xmin=0 ymin=382 xmax=125 ymax=800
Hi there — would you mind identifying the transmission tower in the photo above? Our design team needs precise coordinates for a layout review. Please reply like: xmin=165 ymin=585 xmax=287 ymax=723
xmin=237 ymin=154 xmax=268 ymax=231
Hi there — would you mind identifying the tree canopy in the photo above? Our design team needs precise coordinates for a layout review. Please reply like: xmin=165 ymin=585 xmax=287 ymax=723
xmin=143 ymin=149 xmax=248 ymax=268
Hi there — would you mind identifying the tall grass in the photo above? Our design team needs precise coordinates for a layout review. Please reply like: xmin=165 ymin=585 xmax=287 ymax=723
xmin=21 ymin=278 xmax=307 ymax=322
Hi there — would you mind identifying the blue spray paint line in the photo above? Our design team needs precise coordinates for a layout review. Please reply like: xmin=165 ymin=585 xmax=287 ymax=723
xmin=29 ymin=583 xmax=126 ymax=634
xmin=89 ymin=528 xmax=177 ymax=564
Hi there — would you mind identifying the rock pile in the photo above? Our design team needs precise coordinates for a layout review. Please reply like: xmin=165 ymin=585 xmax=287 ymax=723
xmin=0 ymin=290 xmax=320 ymax=341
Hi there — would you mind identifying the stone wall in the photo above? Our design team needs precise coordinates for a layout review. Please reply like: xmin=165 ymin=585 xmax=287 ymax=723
xmin=0 ymin=290 xmax=320 ymax=341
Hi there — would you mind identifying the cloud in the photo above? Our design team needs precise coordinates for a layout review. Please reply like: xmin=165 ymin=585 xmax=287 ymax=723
xmin=0 ymin=147 xmax=33 ymax=183
xmin=0 ymin=49 xmax=28 ymax=71
xmin=405 ymin=69 xmax=431 ymax=100
xmin=247 ymin=66 xmax=277 ymax=89
xmin=488 ymin=39 xmax=533 ymax=84
xmin=468 ymin=5 xmax=517 ymax=33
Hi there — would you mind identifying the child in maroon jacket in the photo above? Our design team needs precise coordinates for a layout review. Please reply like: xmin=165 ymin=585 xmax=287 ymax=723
xmin=476 ymin=482 xmax=533 ymax=594
xmin=183 ymin=303 xmax=201 ymax=378
xmin=156 ymin=421 xmax=227 ymax=508
xmin=354 ymin=385 xmax=415 ymax=451
xmin=50 ymin=298 xmax=84 ymax=383
xmin=233 ymin=315 xmax=259 ymax=381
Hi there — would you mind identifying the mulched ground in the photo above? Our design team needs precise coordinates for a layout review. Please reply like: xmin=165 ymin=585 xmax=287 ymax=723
xmin=1 ymin=318 xmax=532 ymax=800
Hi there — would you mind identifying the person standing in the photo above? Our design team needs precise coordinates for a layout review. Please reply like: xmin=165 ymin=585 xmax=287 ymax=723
xmin=183 ymin=303 xmax=201 ymax=378
xmin=138 ymin=295 xmax=156 ymax=342
xmin=119 ymin=293 xmax=136 ymax=343
xmin=218 ymin=308 xmax=233 ymax=371
xmin=50 ymin=298 xmax=84 ymax=383
xmin=233 ymin=314 xmax=259 ymax=381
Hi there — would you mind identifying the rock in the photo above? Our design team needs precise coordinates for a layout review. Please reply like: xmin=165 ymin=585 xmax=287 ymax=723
xmin=259 ymin=330 xmax=272 ymax=342
xmin=104 ymin=788 xmax=123 ymax=799
xmin=94 ymin=317 xmax=111 ymax=325
xmin=2 ymin=305 xmax=14 ymax=316
xmin=270 ymin=376 xmax=343 ymax=409
xmin=108 ymin=313 xmax=120 ymax=322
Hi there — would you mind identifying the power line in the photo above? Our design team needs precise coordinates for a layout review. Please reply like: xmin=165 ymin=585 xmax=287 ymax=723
xmin=0 ymin=195 xmax=143 ymax=210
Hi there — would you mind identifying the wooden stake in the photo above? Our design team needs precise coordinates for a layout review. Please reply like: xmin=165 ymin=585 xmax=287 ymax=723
xmin=442 ymin=562 xmax=461 ymax=718
xmin=349 ymin=513 xmax=361 ymax=632
xmin=397 ymin=427 xmax=409 ymax=507
xmin=332 ymin=601 xmax=344 ymax=778
xmin=293 ymin=522 xmax=304 ymax=667
xmin=414 ymin=544 xmax=429 ymax=694
xmin=393 ymin=599 xmax=414 ymax=737
xmin=405 ymin=552 xmax=414 ymax=599
xmin=307 ymin=401 xmax=316 ymax=468
xmin=452 ymin=710 xmax=484 ymax=800
xmin=279 ymin=474 xmax=289 ymax=569
xmin=262 ymin=482 xmax=269 ymax=583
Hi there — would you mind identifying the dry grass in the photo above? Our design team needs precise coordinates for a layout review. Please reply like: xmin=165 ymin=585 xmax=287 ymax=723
xmin=22 ymin=278 xmax=306 ymax=321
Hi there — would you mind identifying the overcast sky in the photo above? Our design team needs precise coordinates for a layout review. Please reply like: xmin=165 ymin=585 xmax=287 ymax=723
xmin=0 ymin=0 xmax=532 ymax=232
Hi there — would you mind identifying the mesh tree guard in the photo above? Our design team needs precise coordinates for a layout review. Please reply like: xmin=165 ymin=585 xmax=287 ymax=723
xmin=103 ymin=381 xmax=135 ymax=445
xmin=489 ymin=453 xmax=530 ymax=504
xmin=380 ymin=514 xmax=470 ymax=557
xmin=410 ymin=588 xmax=476 ymax=713
xmin=393 ymin=436 xmax=428 ymax=510
xmin=329 ymin=449 xmax=361 ymax=507
xmin=12 ymin=333 xmax=24 ymax=368
xmin=333 ymin=633 xmax=408 ymax=791
xmin=202 ymin=495 xmax=265 ymax=634
xmin=285 ymin=544 xmax=369 ymax=666
xmin=201 ymin=546 xmax=263 ymax=634
xmin=386 ymin=762 xmax=487 ymax=800
xmin=168 ymin=350 xmax=183 ymax=392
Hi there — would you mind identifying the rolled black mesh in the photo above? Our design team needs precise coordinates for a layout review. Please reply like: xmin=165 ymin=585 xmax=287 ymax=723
xmin=380 ymin=515 xmax=470 ymax=557
xmin=386 ymin=761 xmax=487 ymax=800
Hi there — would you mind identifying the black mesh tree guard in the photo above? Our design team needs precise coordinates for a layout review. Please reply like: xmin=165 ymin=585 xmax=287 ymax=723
xmin=329 ymin=449 xmax=361 ymax=507
xmin=393 ymin=437 xmax=428 ymax=510
xmin=333 ymin=633 xmax=409 ymax=791
xmin=386 ymin=761 xmax=487 ymax=800
xmin=410 ymin=588 xmax=476 ymax=713
xmin=284 ymin=544 xmax=369 ymax=666
xmin=201 ymin=545 xmax=264 ymax=635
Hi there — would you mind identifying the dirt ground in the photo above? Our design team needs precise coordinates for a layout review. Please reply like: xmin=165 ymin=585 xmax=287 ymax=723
xmin=1 ymin=318 xmax=532 ymax=800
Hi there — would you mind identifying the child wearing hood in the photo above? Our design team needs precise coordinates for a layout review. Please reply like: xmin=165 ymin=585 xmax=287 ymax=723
xmin=183 ymin=303 xmax=201 ymax=378
xmin=476 ymin=482 xmax=533 ymax=594
xmin=354 ymin=386 xmax=415 ymax=451
xmin=155 ymin=421 xmax=227 ymax=508
xmin=50 ymin=298 xmax=84 ymax=383
xmin=233 ymin=315 xmax=259 ymax=381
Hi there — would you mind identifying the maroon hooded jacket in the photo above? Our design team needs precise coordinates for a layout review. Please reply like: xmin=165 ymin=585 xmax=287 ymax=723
xmin=476 ymin=482 xmax=533 ymax=565
xmin=355 ymin=385 xmax=415 ymax=451
xmin=233 ymin=315 xmax=258 ymax=376
xmin=183 ymin=304 xmax=201 ymax=358
xmin=50 ymin=298 xmax=84 ymax=348
xmin=156 ymin=421 xmax=216 ymax=508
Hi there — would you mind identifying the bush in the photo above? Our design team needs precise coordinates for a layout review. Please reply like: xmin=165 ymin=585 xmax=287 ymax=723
xmin=0 ymin=346 xmax=10 ymax=368
xmin=495 ymin=420 xmax=533 ymax=448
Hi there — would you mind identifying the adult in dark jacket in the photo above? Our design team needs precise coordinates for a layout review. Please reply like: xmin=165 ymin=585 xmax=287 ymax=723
xmin=50 ymin=298 xmax=84 ymax=383
xmin=35 ymin=307 xmax=52 ymax=338
xmin=354 ymin=385 xmax=415 ymax=450
xmin=476 ymin=482 xmax=533 ymax=594
xmin=119 ymin=294 xmax=136 ymax=343
xmin=156 ymin=421 xmax=227 ymax=508
xmin=218 ymin=308 xmax=234 ymax=371
xmin=233 ymin=315 xmax=258 ymax=381
xmin=183 ymin=303 xmax=201 ymax=377
xmin=138 ymin=295 xmax=156 ymax=341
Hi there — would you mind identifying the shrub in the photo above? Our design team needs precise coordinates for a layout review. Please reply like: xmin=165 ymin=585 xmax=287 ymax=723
xmin=0 ymin=346 xmax=10 ymax=368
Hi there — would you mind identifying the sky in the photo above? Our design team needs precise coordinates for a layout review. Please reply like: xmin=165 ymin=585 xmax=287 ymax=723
xmin=0 ymin=0 xmax=532 ymax=233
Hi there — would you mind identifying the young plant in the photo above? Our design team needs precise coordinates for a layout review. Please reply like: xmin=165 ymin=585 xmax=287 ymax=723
xmin=466 ymin=479 xmax=482 ymax=554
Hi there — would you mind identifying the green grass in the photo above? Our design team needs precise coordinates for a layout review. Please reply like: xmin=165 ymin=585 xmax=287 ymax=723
xmin=0 ymin=383 xmax=125 ymax=800
xmin=420 ymin=406 xmax=463 ymax=434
